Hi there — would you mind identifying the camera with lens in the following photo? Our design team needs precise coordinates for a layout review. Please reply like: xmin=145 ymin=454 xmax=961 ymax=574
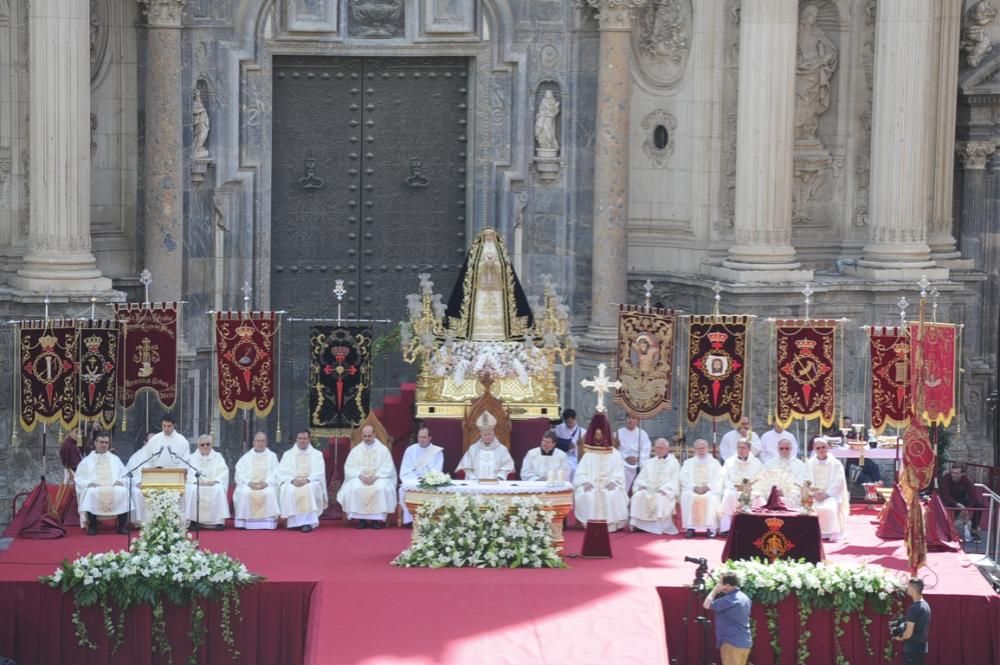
xmin=889 ymin=616 xmax=907 ymax=638
xmin=684 ymin=556 xmax=710 ymax=590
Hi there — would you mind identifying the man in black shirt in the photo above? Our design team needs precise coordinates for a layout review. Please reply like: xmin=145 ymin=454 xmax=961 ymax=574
xmin=896 ymin=578 xmax=931 ymax=664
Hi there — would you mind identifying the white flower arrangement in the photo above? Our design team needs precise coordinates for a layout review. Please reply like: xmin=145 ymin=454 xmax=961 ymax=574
xmin=41 ymin=490 xmax=261 ymax=664
xmin=418 ymin=470 xmax=453 ymax=489
xmin=427 ymin=341 xmax=550 ymax=386
xmin=393 ymin=495 xmax=566 ymax=569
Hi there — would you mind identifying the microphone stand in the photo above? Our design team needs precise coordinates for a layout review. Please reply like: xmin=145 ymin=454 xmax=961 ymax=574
xmin=123 ymin=448 xmax=164 ymax=551
xmin=168 ymin=449 xmax=202 ymax=547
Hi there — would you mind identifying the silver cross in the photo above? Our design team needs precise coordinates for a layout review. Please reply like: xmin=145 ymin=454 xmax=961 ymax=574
xmin=897 ymin=296 xmax=909 ymax=328
xmin=930 ymin=287 xmax=940 ymax=323
xmin=917 ymin=275 xmax=930 ymax=299
xmin=643 ymin=279 xmax=654 ymax=312
xmin=139 ymin=268 xmax=152 ymax=305
xmin=580 ymin=363 xmax=622 ymax=414
xmin=241 ymin=281 xmax=252 ymax=312
xmin=802 ymin=283 xmax=814 ymax=320
xmin=333 ymin=279 xmax=346 ymax=302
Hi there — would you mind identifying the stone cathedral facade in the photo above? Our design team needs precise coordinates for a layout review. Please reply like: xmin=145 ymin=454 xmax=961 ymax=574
xmin=0 ymin=0 xmax=999 ymax=515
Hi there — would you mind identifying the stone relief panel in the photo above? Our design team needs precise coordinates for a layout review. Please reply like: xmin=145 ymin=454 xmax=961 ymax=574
xmin=347 ymin=0 xmax=405 ymax=38
xmin=631 ymin=0 xmax=692 ymax=90
xmin=640 ymin=108 xmax=676 ymax=168
xmin=287 ymin=0 xmax=337 ymax=32
xmin=718 ymin=0 xmax=740 ymax=231
xmin=424 ymin=0 xmax=476 ymax=34
xmin=961 ymin=0 xmax=998 ymax=68
xmin=90 ymin=0 xmax=109 ymax=83
xmin=852 ymin=0 xmax=876 ymax=230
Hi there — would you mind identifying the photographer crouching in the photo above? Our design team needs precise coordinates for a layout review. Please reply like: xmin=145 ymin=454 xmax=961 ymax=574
xmin=893 ymin=578 xmax=931 ymax=664
xmin=702 ymin=573 xmax=752 ymax=665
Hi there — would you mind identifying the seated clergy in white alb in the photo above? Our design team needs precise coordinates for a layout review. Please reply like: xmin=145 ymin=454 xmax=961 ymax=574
xmin=520 ymin=430 xmax=571 ymax=482
xmin=719 ymin=416 xmax=762 ymax=460
xmin=766 ymin=438 xmax=808 ymax=485
xmin=457 ymin=411 xmax=515 ymax=481
xmin=805 ymin=436 xmax=849 ymax=541
xmin=183 ymin=434 xmax=230 ymax=530
xmin=337 ymin=424 xmax=397 ymax=529
xmin=679 ymin=439 xmax=724 ymax=538
xmin=573 ymin=414 xmax=629 ymax=532
xmin=75 ymin=431 xmax=133 ymax=535
xmin=278 ymin=430 xmax=329 ymax=532
xmin=233 ymin=432 xmax=281 ymax=530
xmin=719 ymin=438 xmax=766 ymax=534
xmin=398 ymin=426 xmax=444 ymax=525
xmin=629 ymin=438 xmax=681 ymax=535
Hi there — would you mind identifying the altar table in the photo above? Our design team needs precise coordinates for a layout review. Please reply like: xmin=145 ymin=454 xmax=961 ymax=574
xmin=830 ymin=446 xmax=900 ymax=460
xmin=721 ymin=511 xmax=824 ymax=564
xmin=402 ymin=480 xmax=574 ymax=554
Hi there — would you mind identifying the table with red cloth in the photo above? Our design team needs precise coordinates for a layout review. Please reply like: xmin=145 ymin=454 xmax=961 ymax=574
xmin=721 ymin=511 xmax=824 ymax=563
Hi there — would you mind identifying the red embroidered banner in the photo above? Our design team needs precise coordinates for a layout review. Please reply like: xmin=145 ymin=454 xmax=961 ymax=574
xmin=908 ymin=322 xmax=957 ymax=427
xmin=18 ymin=322 xmax=79 ymax=432
xmin=215 ymin=312 xmax=279 ymax=420
xmin=775 ymin=320 xmax=837 ymax=429
xmin=113 ymin=303 xmax=178 ymax=409
xmin=686 ymin=315 xmax=750 ymax=426
xmin=77 ymin=320 xmax=120 ymax=430
xmin=869 ymin=326 xmax=911 ymax=434
xmin=615 ymin=305 xmax=675 ymax=419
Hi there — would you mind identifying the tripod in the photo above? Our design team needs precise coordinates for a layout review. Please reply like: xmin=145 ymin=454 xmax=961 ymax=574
xmin=672 ymin=560 xmax=715 ymax=665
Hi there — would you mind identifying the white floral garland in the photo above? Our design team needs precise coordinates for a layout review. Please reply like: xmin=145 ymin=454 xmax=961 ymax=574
xmin=427 ymin=341 xmax=550 ymax=385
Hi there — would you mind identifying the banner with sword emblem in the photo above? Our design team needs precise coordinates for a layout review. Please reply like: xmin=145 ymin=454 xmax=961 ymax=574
xmin=77 ymin=320 xmax=120 ymax=430
xmin=113 ymin=303 xmax=179 ymax=409
xmin=310 ymin=326 xmax=372 ymax=429
xmin=18 ymin=321 xmax=79 ymax=432
xmin=685 ymin=315 xmax=750 ymax=426
xmin=215 ymin=312 xmax=279 ymax=419
xmin=615 ymin=305 xmax=675 ymax=418
xmin=774 ymin=320 xmax=837 ymax=429
xmin=869 ymin=326 xmax=911 ymax=435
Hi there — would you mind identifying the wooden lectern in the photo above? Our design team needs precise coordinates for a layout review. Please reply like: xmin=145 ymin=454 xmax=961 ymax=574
xmin=140 ymin=468 xmax=187 ymax=495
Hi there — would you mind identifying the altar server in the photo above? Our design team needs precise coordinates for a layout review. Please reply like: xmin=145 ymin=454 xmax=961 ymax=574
xmin=573 ymin=414 xmax=629 ymax=532
xmin=760 ymin=422 xmax=798 ymax=464
xmin=615 ymin=414 xmax=651 ymax=492
xmin=233 ymin=432 xmax=281 ymax=530
xmin=719 ymin=417 xmax=762 ymax=460
xmin=398 ymin=426 xmax=444 ymax=525
xmin=629 ymin=438 xmax=681 ymax=535
xmin=520 ymin=430 xmax=571 ymax=482
xmin=338 ymin=425 xmax=397 ymax=529
xmin=680 ymin=439 xmax=723 ymax=538
xmin=183 ymin=434 xmax=230 ymax=530
xmin=279 ymin=430 xmax=328 ymax=532
xmin=457 ymin=411 xmax=515 ymax=481
xmin=805 ymin=437 xmax=849 ymax=541
xmin=75 ymin=431 xmax=132 ymax=535
xmin=719 ymin=438 xmax=765 ymax=534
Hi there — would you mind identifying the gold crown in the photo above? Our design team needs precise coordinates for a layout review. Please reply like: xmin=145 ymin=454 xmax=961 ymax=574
xmin=794 ymin=338 xmax=817 ymax=351
xmin=38 ymin=334 xmax=57 ymax=350
xmin=83 ymin=335 xmax=102 ymax=351
xmin=235 ymin=324 xmax=254 ymax=339
xmin=764 ymin=517 xmax=785 ymax=530
xmin=892 ymin=341 xmax=910 ymax=356
xmin=707 ymin=331 xmax=728 ymax=345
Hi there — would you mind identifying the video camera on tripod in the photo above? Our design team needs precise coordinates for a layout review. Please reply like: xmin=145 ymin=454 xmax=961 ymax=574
xmin=684 ymin=556 xmax=709 ymax=590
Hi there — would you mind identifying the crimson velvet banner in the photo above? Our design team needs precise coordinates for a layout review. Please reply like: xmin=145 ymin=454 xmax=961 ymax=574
xmin=77 ymin=320 xmax=120 ymax=430
xmin=18 ymin=322 xmax=79 ymax=432
xmin=615 ymin=305 xmax=675 ymax=418
xmin=685 ymin=315 xmax=749 ymax=426
xmin=868 ymin=326 xmax=911 ymax=434
xmin=113 ymin=303 xmax=179 ymax=409
xmin=775 ymin=320 xmax=837 ymax=429
xmin=215 ymin=312 xmax=279 ymax=419
xmin=909 ymin=322 xmax=957 ymax=427
xmin=309 ymin=326 xmax=372 ymax=429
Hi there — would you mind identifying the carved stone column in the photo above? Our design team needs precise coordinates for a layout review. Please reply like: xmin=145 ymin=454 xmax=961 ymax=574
xmin=139 ymin=0 xmax=188 ymax=301
xmin=583 ymin=0 xmax=646 ymax=344
xmin=11 ymin=0 xmax=113 ymax=292
xmin=714 ymin=0 xmax=812 ymax=283
xmin=855 ymin=0 xmax=947 ymax=279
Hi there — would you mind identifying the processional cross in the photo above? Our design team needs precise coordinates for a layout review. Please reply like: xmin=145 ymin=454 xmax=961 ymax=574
xmin=581 ymin=363 xmax=622 ymax=414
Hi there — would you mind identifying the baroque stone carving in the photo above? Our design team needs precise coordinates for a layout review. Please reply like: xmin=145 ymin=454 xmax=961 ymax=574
xmin=956 ymin=141 xmax=997 ymax=170
xmin=348 ymin=0 xmax=405 ymax=38
xmin=137 ymin=0 xmax=188 ymax=27
xmin=90 ymin=0 xmax=109 ymax=82
xmin=961 ymin=0 xmax=998 ymax=68
xmin=632 ymin=0 xmax=692 ymax=89
xmin=576 ymin=0 xmax=650 ymax=31
xmin=192 ymin=87 xmax=210 ymax=159
xmin=640 ymin=108 xmax=676 ymax=167
xmin=0 ymin=149 xmax=10 ymax=205
xmin=534 ymin=90 xmax=560 ymax=153
xmin=90 ymin=114 xmax=97 ymax=156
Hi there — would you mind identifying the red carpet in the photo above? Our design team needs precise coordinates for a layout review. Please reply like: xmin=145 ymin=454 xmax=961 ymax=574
xmin=0 ymin=504 xmax=995 ymax=665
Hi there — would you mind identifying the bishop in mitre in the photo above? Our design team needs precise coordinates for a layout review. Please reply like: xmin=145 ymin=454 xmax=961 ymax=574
xmin=805 ymin=436 xmax=849 ymax=540
xmin=457 ymin=411 xmax=515 ymax=481
xmin=399 ymin=426 xmax=444 ymax=525
xmin=183 ymin=434 xmax=230 ymax=530
xmin=233 ymin=432 xmax=281 ymax=530
xmin=75 ymin=431 xmax=133 ymax=535
xmin=719 ymin=438 xmax=765 ymax=534
xmin=573 ymin=414 xmax=629 ymax=532
xmin=520 ymin=430 xmax=571 ymax=482
xmin=338 ymin=424 xmax=397 ymax=529
xmin=679 ymin=439 xmax=723 ymax=538
xmin=278 ymin=430 xmax=328 ymax=533
xmin=629 ymin=438 xmax=681 ymax=535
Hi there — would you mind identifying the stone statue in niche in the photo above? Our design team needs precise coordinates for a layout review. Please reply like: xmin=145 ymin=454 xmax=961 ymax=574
xmin=794 ymin=4 xmax=838 ymax=147
xmin=534 ymin=90 xmax=560 ymax=154
xmin=192 ymin=88 xmax=210 ymax=159
xmin=961 ymin=0 xmax=998 ymax=68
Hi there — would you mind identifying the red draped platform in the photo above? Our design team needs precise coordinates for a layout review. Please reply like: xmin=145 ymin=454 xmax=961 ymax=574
xmin=0 ymin=505 xmax=995 ymax=665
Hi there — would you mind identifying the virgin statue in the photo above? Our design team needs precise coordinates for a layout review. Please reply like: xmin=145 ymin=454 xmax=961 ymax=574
xmin=794 ymin=4 xmax=838 ymax=146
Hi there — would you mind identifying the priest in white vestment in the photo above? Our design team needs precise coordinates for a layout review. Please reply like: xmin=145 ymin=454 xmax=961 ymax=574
xmin=124 ymin=416 xmax=191 ymax=523
xmin=278 ymin=430 xmax=329 ymax=532
xmin=520 ymin=430 xmax=571 ymax=481
xmin=760 ymin=423 xmax=799 ymax=464
xmin=75 ymin=432 xmax=132 ymax=535
xmin=337 ymin=425 xmax=397 ymax=529
xmin=766 ymin=438 xmax=807 ymax=483
xmin=719 ymin=417 xmax=762 ymax=460
xmin=615 ymin=414 xmax=651 ymax=492
xmin=573 ymin=414 xmax=629 ymax=532
xmin=719 ymin=438 xmax=766 ymax=534
xmin=679 ymin=439 xmax=724 ymax=538
xmin=629 ymin=438 xmax=681 ymax=535
xmin=457 ymin=411 xmax=515 ymax=481
xmin=233 ymin=432 xmax=281 ymax=530
xmin=398 ymin=426 xmax=444 ymax=525
xmin=805 ymin=437 xmax=849 ymax=541
xmin=183 ymin=434 xmax=230 ymax=530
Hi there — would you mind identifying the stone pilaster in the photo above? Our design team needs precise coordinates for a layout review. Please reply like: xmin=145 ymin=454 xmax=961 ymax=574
xmin=11 ymin=0 xmax=113 ymax=292
xmin=854 ymin=0 xmax=947 ymax=280
xmin=713 ymin=0 xmax=812 ymax=283
xmin=582 ymin=0 xmax=647 ymax=345
xmin=139 ymin=0 xmax=188 ymax=301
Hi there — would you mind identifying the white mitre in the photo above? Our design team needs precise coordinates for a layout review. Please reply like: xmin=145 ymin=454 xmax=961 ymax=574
xmin=476 ymin=410 xmax=498 ymax=434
